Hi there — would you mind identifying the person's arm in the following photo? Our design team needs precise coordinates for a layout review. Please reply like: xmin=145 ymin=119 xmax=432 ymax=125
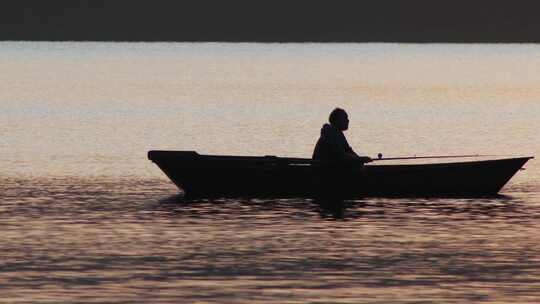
xmin=343 ymin=151 xmax=372 ymax=163
xmin=338 ymin=134 xmax=372 ymax=163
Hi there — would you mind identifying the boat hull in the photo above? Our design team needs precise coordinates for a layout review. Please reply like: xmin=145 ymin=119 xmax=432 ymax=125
xmin=148 ymin=151 xmax=532 ymax=198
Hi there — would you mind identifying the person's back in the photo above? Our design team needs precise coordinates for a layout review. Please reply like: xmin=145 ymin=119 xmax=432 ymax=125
xmin=312 ymin=123 xmax=355 ymax=160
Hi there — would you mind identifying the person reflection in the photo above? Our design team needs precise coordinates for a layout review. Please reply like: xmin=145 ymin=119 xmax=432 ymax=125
xmin=316 ymin=198 xmax=346 ymax=219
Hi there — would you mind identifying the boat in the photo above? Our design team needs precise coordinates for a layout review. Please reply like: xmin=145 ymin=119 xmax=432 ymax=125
xmin=148 ymin=150 xmax=533 ymax=198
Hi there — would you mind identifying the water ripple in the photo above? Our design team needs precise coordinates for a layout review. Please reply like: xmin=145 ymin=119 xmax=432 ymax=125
xmin=1 ymin=177 xmax=539 ymax=302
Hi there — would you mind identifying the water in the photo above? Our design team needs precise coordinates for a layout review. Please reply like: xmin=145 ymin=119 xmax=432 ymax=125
xmin=1 ymin=42 xmax=539 ymax=303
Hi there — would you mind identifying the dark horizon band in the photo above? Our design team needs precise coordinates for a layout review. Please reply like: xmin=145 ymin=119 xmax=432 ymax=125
xmin=3 ymin=0 xmax=540 ymax=43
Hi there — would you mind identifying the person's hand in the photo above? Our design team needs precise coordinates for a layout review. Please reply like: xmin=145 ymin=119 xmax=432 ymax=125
xmin=360 ymin=156 xmax=372 ymax=163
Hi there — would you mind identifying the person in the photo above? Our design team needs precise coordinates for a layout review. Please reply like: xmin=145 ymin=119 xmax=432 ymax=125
xmin=312 ymin=108 xmax=372 ymax=163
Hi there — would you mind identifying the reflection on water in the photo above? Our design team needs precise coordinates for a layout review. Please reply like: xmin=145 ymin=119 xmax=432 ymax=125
xmin=1 ymin=176 xmax=540 ymax=303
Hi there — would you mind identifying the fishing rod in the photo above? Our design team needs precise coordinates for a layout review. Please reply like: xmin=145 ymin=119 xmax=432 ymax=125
xmin=276 ymin=154 xmax=494 ymax=164
xmin=371 ymin=153 xmax=491 ymax=161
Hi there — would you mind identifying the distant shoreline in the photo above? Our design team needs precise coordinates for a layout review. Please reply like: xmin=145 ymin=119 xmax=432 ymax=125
xmin=3 ymin=41 xmax=540 ymax=44
xmin=2 ymin=41 xmax=538 ymax=45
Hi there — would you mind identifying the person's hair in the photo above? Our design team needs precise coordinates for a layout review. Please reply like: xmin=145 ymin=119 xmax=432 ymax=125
xmin=329 ymin=108 xmax=347 ymax=125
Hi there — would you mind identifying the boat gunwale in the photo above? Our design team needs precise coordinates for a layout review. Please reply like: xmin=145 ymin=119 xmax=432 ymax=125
xmin=148 ymin=150 xmax=533 ymax=169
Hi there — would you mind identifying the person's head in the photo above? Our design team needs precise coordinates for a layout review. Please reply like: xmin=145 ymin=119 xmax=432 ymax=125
xmin=329 ymin=108 xmax=349 ymax=131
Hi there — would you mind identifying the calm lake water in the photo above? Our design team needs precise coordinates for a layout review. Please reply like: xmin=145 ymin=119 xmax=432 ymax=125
xmin=1 ymin=42 xmax=539 ymax=303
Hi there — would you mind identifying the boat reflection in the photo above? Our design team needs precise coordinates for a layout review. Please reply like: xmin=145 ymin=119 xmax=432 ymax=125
xmin=315 ymin=198 xmax=369 ymax=220
xmin=156 ymin=193 xmax=528 ymax=222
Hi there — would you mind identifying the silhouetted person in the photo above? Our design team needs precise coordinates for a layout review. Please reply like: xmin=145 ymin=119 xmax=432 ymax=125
xmin=313 ymin=108 xmax=372 ymax=163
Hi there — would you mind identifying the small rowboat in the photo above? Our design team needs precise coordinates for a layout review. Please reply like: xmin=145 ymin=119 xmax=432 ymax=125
xmin=148 ymin=150 xmax=533 ymax=198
